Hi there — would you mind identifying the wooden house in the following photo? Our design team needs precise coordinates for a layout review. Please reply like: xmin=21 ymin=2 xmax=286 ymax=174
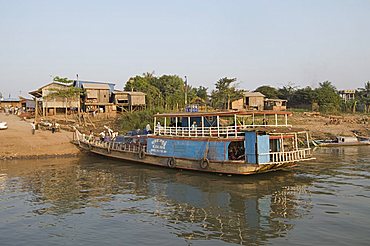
xmin=264 ymin=99 xmax=287 ymax=111
xmin=232 ymin=92 xmax=265 ymax=110
xmin=113 ymin=90 xmax=146 ymax=112
xmin=338 ymin=89 xmax=356 ymax=102
xmin=0 ymin=97 xmax=22 ymax=110
xmin=74 ymin=81 xmax=115 ymax=113
xmin=29 ymin=82 xmax=80 ymax=116
xmin=20 ymin=98 xmax=35 ymax=112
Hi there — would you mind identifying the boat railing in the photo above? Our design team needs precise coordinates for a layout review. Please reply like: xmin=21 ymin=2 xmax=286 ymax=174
xmin=79 ymin=136 xmax=147 ymax=154
xmin=260 ymin=148 xmax=312 ymax=164
xmin=154 ymin=124 xmax=291 ymax=138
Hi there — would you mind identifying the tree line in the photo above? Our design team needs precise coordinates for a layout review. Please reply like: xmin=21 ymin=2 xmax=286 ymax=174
xmin=125 ymin=73 xmax=370 ymax=113
xmin=254 ymin=81 xmax=370 ymax=113
xmin=49 ymin=74 xmax=370 ymax=114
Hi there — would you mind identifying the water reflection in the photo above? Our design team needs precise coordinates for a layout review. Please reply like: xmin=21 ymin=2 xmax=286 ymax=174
xmin=0 ymin=155 xmax=316 ymax=245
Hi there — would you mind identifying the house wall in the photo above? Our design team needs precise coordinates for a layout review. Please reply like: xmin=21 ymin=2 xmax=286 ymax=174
xmin=231 ymin=98 xmax=244 ymax=110
xmin=0 ymin=101 xmax=21 ymax=108
xmin=99 ymin=90 xmax=110 ymax=103
xmin=86 ymin=89 xmax=110 ymax=104
xmin=130 ymin=95 xmax=146 ymax=105
xmin=114 ymin=94 xmax=129 ymax=105
xmin=41 ymin=84 xmax=79 ymax=108
xmin=246 ymin=97 xmax=264 ymax=110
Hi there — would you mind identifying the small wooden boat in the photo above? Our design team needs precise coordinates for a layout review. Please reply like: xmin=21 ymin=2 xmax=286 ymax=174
xmin=312 ymin=136 xmax=370 ymax=147
xmin=353 ymin=132 xmax=370 ymax=143
xmin=73 ymin=110 xmax=315 ymax=175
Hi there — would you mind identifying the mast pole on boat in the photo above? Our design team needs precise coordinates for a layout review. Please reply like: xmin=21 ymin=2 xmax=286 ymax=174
xmin=234 ymin=114 xmax=237 ymax=137
xmin=175 ymin=117 xmax=178 ymax=136
xmin=201 ymin=116 xmax=204 ymax=137
xmin=306 ymin=131 xmax=310 ymax=148
xmin=164 ymin=117 xmax=167 ymax=135
xmin=217 ymin=115 xmax=220 ymax=137
xmin=275 ymin=113 xmax=278 ymax=126
xmin=188 ymin=117 xmax=191 ymax=137
xmin=285 ymin=114 xmax=288 ymax=126
xmin=154 ymin=116 xmax=156 ymax=134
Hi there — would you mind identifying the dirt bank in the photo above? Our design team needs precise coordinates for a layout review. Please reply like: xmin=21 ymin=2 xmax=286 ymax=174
xmin=0 ymin=113 xmax=80 ymax=160
xmin=290 ymin=112 xmax=369 ymax=139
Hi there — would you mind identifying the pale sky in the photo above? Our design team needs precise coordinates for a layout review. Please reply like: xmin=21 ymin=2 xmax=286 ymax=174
xmin=1 ymin=0 xmax=369 ymax=98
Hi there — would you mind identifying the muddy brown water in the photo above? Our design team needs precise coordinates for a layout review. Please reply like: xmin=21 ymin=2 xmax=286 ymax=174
xmin=0 ymin=146 xmax=369 ymax=245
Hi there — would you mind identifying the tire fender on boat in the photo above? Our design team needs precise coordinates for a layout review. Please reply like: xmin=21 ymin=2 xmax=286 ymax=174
xmin=167 ymin=157 xmax=176 ymax=168
xmin=138 ymin=149 xmax=146 ymax=159
xmin=200 ymin=158 xmax=209 ymax=169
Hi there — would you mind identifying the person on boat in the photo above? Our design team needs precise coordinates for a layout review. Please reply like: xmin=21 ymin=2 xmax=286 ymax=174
xmin=262 ymin=118 xmax=268 ymax=125
xmin=88 ymin=130 xmax=94 ymax=141
xmin=99 ymin=131 xmax=105 ymax=141
xmin=156 ymin=121 xmax=162 ymax=133
xmin=191 ymin=121 xmax=197 ymax=129
xmin=145 ymin=124 xmax=151 ymax=134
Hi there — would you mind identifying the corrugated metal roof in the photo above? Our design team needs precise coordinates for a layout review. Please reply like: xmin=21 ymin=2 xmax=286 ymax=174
xmin=265 ymin=98 xmax=287 ymax=102
xmin=1 ymin=97 xmax=20 ymax=102
xmin=243 ymin=92 xmax=265 ymax=97
xmin=129 ymin=92 xmax=146 ymax=96
xmin=74 ymin=80 xmax=115 ymax=93
xmin=113 ymin=90 xmax=146 ymax=96
xmin=82 ymin=83 xmax=110 ymax=90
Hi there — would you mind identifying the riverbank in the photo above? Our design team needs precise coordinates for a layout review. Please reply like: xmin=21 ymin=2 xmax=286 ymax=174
xmin=0 ymin=111 xmax=368 ymax=160
xmin=0 ymin=113 xmax=80 ymax=160
xmin=290 ymin=112 xmax=369 ymax=139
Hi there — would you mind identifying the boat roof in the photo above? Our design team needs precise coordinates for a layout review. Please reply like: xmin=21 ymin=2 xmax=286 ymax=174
xmin=250 ymin=126 xmax=307 ymax=134
xmin=155 ymin=110 xmax=292 ymax=118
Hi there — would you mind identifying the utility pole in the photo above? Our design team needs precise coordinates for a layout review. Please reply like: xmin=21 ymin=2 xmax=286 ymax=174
xmin=184 ymin=76 xmax=188 ymax=106
xmin=76 ymin=74 xmax=81 ymax=118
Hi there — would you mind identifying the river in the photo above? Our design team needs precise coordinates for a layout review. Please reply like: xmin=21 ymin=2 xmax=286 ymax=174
xmin=0 ymin=146 xmax=369 ymax=245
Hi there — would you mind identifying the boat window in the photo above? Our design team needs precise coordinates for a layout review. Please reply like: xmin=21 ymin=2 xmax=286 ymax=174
xmin=228 ymin=141 xmax=245 ymax=160
xmin=270 ymin=139 xmax=280 ymax=152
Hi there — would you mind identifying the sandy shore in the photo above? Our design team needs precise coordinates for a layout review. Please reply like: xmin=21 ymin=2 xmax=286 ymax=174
xmin=0 ymin=113 xmax=80 ymax=160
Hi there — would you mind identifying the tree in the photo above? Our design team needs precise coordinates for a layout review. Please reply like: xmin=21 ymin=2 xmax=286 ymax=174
xmin=314 ymin=81 xmax=341 ymax=113
xmin=289 ymin=86 xmax=316 ymax=108
xmin=155 ymin=75 xmax=185 ymax=110
xmin=357 ymin=81 xmax=370 ymax=113
xmin=187 ymin=86 xmax=208 ymax=104
xmin=210 ymin=77 xmax=242 ymax=109
xmin=124 ymin=74 xmax=162 ymax=109
xmin=124 ymin=73 xmax=186 ymax=110
xmin=53 ymin=76 xmax=73 ymax=84
xmin=195 ymin=86 xmax=208 ymax=101
xmin=278 ymin=83 xmax=297 ymax=101
xmin=46 ymin=76 xmax=82 ymax=118
xmin=255 ymin=85 xmax=279 ymax=99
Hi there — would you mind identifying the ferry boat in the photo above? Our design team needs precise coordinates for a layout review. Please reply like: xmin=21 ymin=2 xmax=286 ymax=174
xmin=73 ymin=110 xmax=314 ymax=175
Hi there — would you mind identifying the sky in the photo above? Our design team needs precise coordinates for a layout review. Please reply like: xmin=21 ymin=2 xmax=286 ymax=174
xmin=0 ymin=0 xmax=369 ymax=98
